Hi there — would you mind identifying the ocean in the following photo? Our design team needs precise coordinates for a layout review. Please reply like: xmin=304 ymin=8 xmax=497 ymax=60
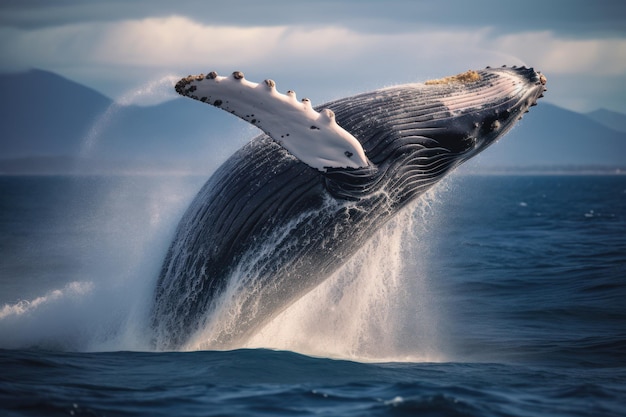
xmin=1 ymin=173 xmax=625 ymax=416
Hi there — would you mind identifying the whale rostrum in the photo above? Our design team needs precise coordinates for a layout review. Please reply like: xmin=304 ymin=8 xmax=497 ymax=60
xmin=176 ymin=71 xmax=370 ymax=171
xmin=154 ymin=66 xmax=547 ymax=350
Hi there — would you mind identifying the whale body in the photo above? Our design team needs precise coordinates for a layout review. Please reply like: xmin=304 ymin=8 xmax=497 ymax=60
xmin=151 ymin=66 xmax=547 ymax=350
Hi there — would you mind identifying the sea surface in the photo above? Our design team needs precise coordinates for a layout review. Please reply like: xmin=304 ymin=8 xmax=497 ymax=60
xmin=1 ymin=174 xmax=625 ymax=416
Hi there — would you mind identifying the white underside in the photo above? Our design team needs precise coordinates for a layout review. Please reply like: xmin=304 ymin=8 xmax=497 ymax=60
xmin=182 ymin=74 xmax=370 ymax=171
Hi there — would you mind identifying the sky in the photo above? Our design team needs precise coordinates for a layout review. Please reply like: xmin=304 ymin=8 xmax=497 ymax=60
xmin=1 ymin=0 xmax=626 ymax=113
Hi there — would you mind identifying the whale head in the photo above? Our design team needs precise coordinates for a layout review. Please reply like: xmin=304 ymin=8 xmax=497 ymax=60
xmin=321 ymin=66 xmax=547 ymax=201
xmin=420 ymin=66 xmax=547 ymax=160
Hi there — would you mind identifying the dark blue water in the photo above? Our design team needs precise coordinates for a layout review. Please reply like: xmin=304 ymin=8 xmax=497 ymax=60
xmin=1 ymin=174 xmax=625 ymax=416
xmin=2 ymin=348 xmax=624 ymax=417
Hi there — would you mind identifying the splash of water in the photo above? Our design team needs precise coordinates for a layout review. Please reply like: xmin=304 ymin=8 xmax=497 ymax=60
xmin=0 ymin=70 xmax=455 ymax=359
xmin=80 ymin=75 xmax=180 ymax=157
xmin=0 ymin=282 xmax=94 ymax=321
xmin=116 ymin=75 xmax=181 ymax=107
xmin=184 ymin=182 xmax=450 ymax=362
xmin=0 ymin=173 xmax=451 ymax=358
xmin=0 ymin=176 xmax=206 ymax=351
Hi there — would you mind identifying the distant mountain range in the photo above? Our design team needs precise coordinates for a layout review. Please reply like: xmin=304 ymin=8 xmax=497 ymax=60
xmin=0 ymin=69 xmax=248 ymax=174
xmin=1 ymin=69 xmax=625 ymax=174
xmin=586 ymin=108 xmax=626 ymax=133
xmin=469 ymin=102 xmax=626 ymax=172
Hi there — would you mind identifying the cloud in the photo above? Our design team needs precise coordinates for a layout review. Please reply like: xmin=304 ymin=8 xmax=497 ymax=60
xmin=5 ymin=15 xmax=625 ymax=75
xmin=2 ymin=0 xmax=625 ymax=40
xmin=0 ymin=16 xmax=284 ymax=70
xmin=1 ymin=15 xmax=625 ymax=111
xmin=91 ymin=17 xmax=287 ymax=67
xmin=492 ymin=31 xmax=626 ymax=76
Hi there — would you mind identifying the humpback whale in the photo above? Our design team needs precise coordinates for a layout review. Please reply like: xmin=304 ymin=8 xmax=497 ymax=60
xmin=151 ymin=66 xmax=547 ymax=350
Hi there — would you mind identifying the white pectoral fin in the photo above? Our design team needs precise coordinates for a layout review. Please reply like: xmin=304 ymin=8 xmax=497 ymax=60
xmin=175 ymin=71 xmax=370 ymax=171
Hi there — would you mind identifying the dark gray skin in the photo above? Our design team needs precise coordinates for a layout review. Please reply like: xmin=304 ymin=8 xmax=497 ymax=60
xmin=151 ymin=66 xmax=547 ymax=350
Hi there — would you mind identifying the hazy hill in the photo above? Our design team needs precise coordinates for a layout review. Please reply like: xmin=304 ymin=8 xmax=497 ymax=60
xmin=0 ymin=69 xmax=247 ymax=173
xmin=473 ymin=103 xmax=626 ymax=170
xmin=586 ymin=108 xmax=626 ymax=133
xmin=0 ymin=69 xmax=111 ymax=156
xmin=0 ymin=69 xmax=625 ymax=174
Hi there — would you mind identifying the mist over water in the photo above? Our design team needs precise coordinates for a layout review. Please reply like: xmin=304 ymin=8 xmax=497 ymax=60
xmin=0 ymin=76 xmax=208 ymax=350
xmin=80 ymin=75 xmax=180 ymax=157
xmin=0 ymin=175 xmax=206 ymax=351
xmin=176 ymin=185 xmax=449 ymax=361
xmin=115 ymin=75 xmax=181 ymax=106
xmin=0 ymin=174 xmax=448 ymax=359
xmin=240 ymin=189 xmax=447 ymax=362
xmin=3 ymin=174 xmax=624 ymax=417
